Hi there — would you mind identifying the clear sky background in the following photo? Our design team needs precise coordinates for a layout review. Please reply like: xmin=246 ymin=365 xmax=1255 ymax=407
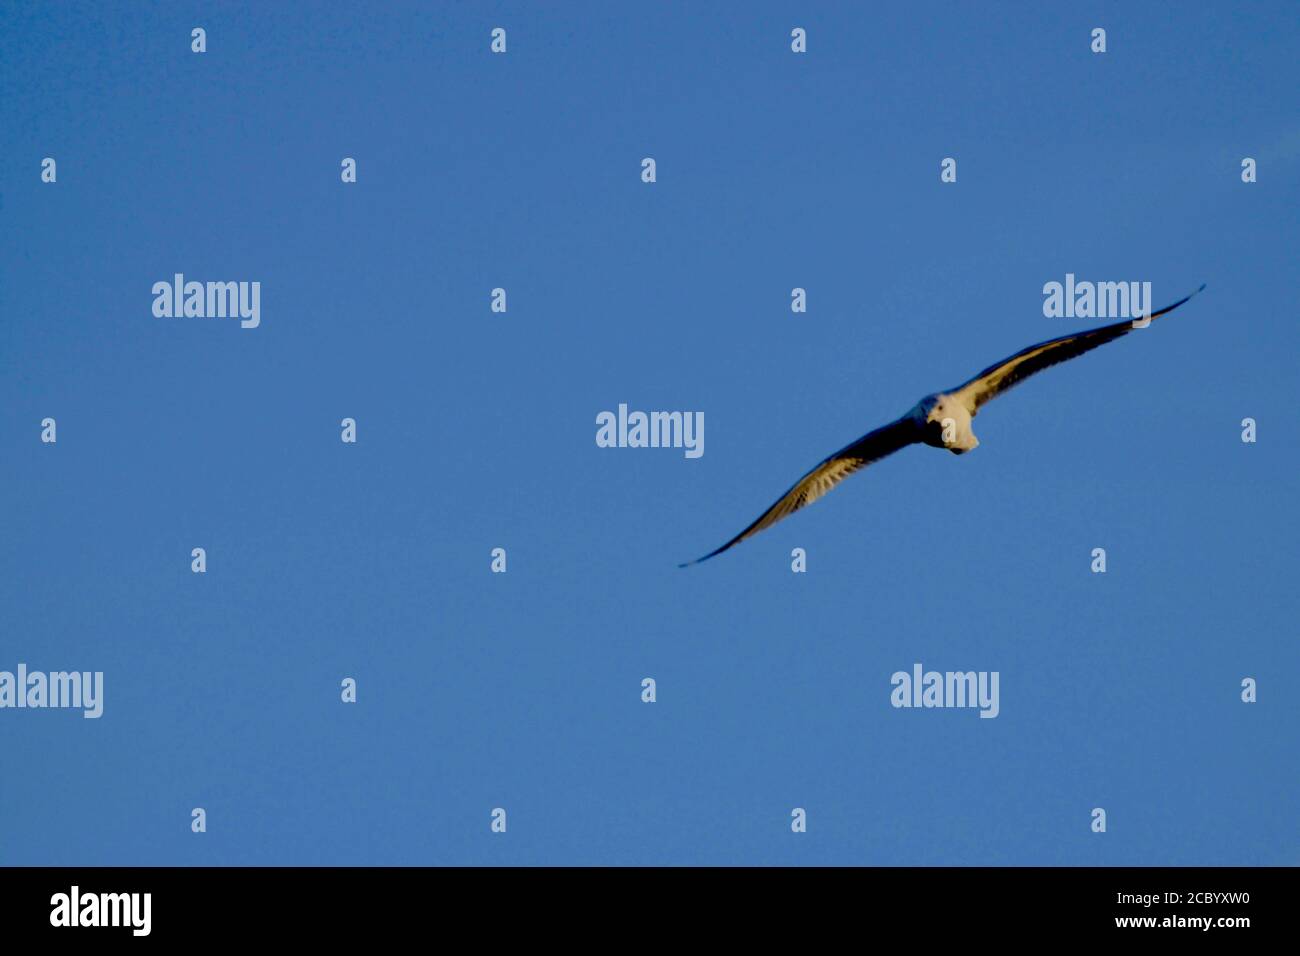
xmin=2 ymin=2 xmax=1296 ymax=865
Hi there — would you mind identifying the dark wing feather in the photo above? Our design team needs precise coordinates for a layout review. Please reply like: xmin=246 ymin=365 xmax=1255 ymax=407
xmin=679 ymin=416 xmax=919 ymax=566
xmin=953 ymin=284 xmax=1205 ymax=414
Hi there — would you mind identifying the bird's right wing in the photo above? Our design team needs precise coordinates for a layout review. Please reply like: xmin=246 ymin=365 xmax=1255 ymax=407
xmin=679 ymin=415 xmax=919 ymax=566
xmin=952 ymin=284 xmax=1206 ymax=415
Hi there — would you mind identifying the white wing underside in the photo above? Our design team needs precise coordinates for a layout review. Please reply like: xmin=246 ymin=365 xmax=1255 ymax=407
xmin=679 ymin=416 xmax=919 ymax=566
xmin=952 ymin=284 xmax=1206 ymax=414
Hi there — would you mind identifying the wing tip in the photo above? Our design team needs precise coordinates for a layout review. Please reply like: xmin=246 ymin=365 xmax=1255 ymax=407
xmin=1149 ymin=281 xmax=1208 ymax=320
xmin=679 ymin=541 xmax=734 ymax=567
xmin=677 ymin=551 xmax=714 ymax=568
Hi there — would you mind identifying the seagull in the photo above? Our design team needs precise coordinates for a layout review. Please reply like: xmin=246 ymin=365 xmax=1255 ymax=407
xmin=680 ymin=284 xmax=1206 ymax=566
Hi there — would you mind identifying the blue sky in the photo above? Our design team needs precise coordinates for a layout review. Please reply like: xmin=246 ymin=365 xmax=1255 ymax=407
xmin=1 ymin=1 xmax=1297 ymax=865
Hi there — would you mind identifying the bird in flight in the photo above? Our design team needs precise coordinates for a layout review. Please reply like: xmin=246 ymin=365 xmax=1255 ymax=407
xmin=680 ymin=284 xmax=1207 ymax=566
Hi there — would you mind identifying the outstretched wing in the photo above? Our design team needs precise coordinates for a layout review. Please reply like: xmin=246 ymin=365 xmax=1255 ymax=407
xmin=679 ymin=416 xmax=920 ymax=566
xmin=952 ymin=284 xmax=1206 ymax=414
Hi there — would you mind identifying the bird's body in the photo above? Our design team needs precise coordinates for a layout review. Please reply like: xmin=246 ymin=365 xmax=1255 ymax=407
xmin=681 ymin=284 xmax=1206 ymax=566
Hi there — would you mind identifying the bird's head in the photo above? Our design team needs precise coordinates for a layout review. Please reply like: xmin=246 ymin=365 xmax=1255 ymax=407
xmin=915 ymin=393 xmax=978 ymax=453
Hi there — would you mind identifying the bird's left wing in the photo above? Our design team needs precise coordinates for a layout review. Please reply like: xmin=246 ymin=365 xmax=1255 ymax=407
xmin=952 ymin=284 xmax=1205 ymax=415
xmin=679 ymin=415 xmax=919 ymax=566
